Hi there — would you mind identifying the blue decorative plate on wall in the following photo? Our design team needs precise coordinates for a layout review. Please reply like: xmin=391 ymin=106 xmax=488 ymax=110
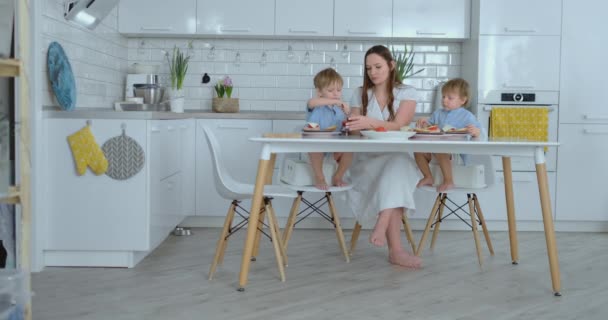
xmin=47 ymin=42 xmax=76 ymax=111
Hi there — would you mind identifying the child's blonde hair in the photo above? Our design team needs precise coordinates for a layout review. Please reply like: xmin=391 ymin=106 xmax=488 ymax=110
xmin=441 ymin=78 xmax=470 ymax=106
xmin=313 ymin=68 xmax=343 ymax=90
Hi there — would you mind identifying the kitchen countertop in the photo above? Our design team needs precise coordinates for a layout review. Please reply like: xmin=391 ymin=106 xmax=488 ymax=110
xmin=43 ymin=108 xmax=306 ymax=120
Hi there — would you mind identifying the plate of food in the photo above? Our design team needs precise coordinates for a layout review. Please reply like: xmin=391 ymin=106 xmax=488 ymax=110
xmin=302 ymin=122 xmax=340 ymax=136
xmin=361 ymin=128 xmax=416 ymax=140
xmin=442 ymin=125 xmax=469 ymax=134
xmin=413 ymin=125 xmax=443 ymax=135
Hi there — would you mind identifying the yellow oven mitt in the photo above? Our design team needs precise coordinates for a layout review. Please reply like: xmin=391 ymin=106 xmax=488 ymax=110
xmin=67 ymin=125 xmax=108 ymax=175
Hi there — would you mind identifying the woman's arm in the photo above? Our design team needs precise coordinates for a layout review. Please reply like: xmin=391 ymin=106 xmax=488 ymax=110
xmin=346 ymin=99 xmax=416 ymax=131
xmin=307 ymin=97 xmax=344 ymax=108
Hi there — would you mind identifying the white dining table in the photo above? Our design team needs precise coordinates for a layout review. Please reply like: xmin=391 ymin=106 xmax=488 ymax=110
xmin=236 ymin=134 xmax=561 ymax=296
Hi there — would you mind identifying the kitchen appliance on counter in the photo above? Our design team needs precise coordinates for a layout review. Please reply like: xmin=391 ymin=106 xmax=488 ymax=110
xmin=125 ymin=73 xmax=158 ymax=98
xmin=478 ymin=90 xmax=558 ymax=172
xmin=118 ymin=73 xmax=168 ymax=111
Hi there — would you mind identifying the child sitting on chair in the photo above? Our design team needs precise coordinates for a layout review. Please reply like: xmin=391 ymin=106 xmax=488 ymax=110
xmin=306 ymin=68 xmax=353 ymax=190
xmin=415 ymin=78 xmax=485 ymax=192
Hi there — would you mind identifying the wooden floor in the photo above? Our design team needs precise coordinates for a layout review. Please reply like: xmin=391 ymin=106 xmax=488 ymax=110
xmin=33 ymin=228 xmax=608 ymax=320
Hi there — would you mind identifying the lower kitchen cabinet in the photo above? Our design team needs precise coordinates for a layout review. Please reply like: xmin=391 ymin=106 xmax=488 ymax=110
xmin=44 ymin=118 xmax=194 ymax=267
xmin=557 ymin=124 xmax=608 ymax=221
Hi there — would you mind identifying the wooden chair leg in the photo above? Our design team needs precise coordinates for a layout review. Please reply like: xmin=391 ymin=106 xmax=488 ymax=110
xmin=267 ymin=202 xmax=288 ymax=266
xmin=430 ymin=194 xmax=447 ymax=250
xmin=266 ymin=202 xmax=286 ymax=282
xmin=209 ymin=202 xmax=237 ymax=280
xmin=468 ymin=194 xmax=483 ymax=266
xmin=401 ymin=212 xmax=417 ymax=254
xmin=416 ymin=193 xmax=443 ymax=257
xmin=218 ymin=205 xmax=236 ymax=265
xmin=327 ymin=193 xmax=350 ymax=263
xmin=349 ymin=222 xmax=362 ymax=256
xmin=251 ymin=206 xmax=266 ymax=261
xmin=282 ymin=193 xmax=302 ymax=251
xmin=473 ymin=194 xmax=494 ymax=255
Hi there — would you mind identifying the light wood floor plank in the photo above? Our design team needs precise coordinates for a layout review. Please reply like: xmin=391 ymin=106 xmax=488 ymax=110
xmin=33 ymin=228 xmax=608 ymax=320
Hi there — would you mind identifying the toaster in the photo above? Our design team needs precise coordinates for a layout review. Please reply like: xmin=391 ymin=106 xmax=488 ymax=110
xmin=280 ymin=158 xmax=336 ymax=186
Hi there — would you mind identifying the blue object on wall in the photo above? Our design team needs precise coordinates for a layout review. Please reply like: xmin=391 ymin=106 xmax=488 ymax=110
xmin=47 ymin=42 xmax=76 ymax=111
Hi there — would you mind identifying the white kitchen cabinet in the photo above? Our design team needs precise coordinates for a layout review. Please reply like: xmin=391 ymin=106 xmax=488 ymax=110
xmin=559 ymin=0 xmax=608 ymax=124
xmin=393 ymin=0 xmax=470 ymax=39
xmin=275 ymin=0 xmax=333 ymax=37
xmin=195 ymin=119 xmax=271 ymax=216
xmin=44 ymin=119 xmax=192 ymax=268
xmin=179 ymin=119 xmax=196 ymax=216
xmin=196 ymin=0 xmax=275 ymax=36
xmin=477 ymin=36 xmax=561 ymax=92
xmin=478 ymin=0 xmax=562 ymax=36
xmin=334 ymin=0 xmax=392 ymax=38
xmin=556 ymin=124 xmax=608 ymax=221
xmin=118 ymin=0 xmax=196 ymax=35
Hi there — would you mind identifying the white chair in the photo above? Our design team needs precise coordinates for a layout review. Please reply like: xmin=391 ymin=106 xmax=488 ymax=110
xmin=279 ymin=157 xmax=352 ymax=263
xmin=416 ymin=155 xmax=495 ymax=266
xmin=202 ymin=125 xmax=298 ymax=281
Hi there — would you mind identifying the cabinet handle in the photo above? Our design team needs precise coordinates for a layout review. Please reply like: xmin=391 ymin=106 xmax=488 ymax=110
xmin=583 ymin=129 xmax=608 ymax=135
xmin=416 ymin=31 xmax=447 ymax=36
xmin=483 ymin=106 xmax=554 ymax=112
xmin=288 ymin=29 xmax=318 ymax=34
xmin=583 ymin=114 xmax=608 ymax=121
xmin=220 ymin=27 xmax=251 ymax=33
xmin=502 ymin=84 xmax=534 ymax=89
xmin=140 ymin=27 xmax=173 ymax=31
xmin=504 ymin=27 xmax=536 ymax=33
xmin=217 ymin=125 xmax=249 ymax=130
xmin=347 ymin=30 xmax=377 ymax=35
xmin=150 ymin=127 xmax=161 ymax=133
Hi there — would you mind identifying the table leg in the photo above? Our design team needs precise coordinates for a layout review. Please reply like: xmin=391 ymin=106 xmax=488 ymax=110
xmin=502 ymin=157 xmax=519 ymax=264
xmin=237 ymin=158 xmax=272 ymax=291
xmin=536 ymin=162 xmax=562 ymax=296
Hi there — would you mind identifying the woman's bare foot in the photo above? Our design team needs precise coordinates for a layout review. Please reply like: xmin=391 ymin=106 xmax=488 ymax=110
xmin=389 ymin=249 xmax=422 ymax=268
xmin=437 ymin=181 xmax=454 ymax=192
xmin=332 ymin=175 xmax=348 ymax=187
xmin=416 ymin=176 xmax=434 ymax=188
xmin=369 ymin=214 xmax=390 ymax=247
xmin=314 ymin=175 xmax=329 ymax=190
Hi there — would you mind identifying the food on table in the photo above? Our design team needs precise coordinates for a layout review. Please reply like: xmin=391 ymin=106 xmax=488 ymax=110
xmin=414 ymin=125 xmax=441 ymax=133
xmin=306 ymin=122 xmax=320 ymax=129
xmin=374 ymin=126 xmax=388 ymax=132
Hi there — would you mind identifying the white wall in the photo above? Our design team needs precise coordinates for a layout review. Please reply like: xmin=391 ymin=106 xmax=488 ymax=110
xmin=40 ymin=0 xmax=128 ymax=109
xmin=128 ymin=39 xmax=462 ymax=113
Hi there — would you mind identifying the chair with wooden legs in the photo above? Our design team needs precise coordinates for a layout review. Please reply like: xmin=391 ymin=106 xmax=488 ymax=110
xmin=202 ymin=126 xmax=298 ymax=281
xmin=416 ymin=155 xmax=495 ymax=266
xmin=349 ymin=213 xmax=417 ymax=256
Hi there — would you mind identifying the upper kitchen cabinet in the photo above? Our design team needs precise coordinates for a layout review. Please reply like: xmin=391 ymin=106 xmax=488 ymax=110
xmin=559 ymin=0 xmax=608 ymax=124
xmin=393 ymin=0 xmax=470 ymax=39
xmin=478 ymin=0 xmax=562 ymax=36
xmin=334 ymin=0 xmax=392 ymax=38
xmin=118 ymin=0 xmax=197 ymax=35
xmin=477 ymin=36 xmax=560 ymax=93
xmin=275 ymin=0 xmax=333 ymax=37
xmin=197 ymin=0 xmax=275 ymax=36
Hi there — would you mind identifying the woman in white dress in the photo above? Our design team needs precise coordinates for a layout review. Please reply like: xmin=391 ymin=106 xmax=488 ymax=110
xmin=345 ymin=45 xmax=422 ymax=268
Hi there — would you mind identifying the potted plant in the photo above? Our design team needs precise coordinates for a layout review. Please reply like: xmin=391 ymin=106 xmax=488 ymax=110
xmin=165 ymin=42 xmax=192 ymax=113
xmin=392 ymin=45 xmax=425 ymax=83
xmin=212 ymin=76 xmax=239 ymax=113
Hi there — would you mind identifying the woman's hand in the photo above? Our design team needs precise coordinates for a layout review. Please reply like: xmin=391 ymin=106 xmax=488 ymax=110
xmin=346 ymin=115 xmax=375 ymax=131
xmin=416 ymin=117 xmax=429 ymax=128
xmin=467 ymin=125 xmax=480 ymax=137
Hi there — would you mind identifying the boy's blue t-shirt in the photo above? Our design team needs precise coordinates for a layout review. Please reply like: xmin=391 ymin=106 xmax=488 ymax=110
xmin=306 ymin=105 xmax=346 ymax=131
xmin=427 ymin=107 xmax=482 ymax=131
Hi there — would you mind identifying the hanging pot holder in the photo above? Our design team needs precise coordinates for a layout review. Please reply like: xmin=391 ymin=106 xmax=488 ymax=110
xmin=102 ymin=124 xmax=145 ymax=180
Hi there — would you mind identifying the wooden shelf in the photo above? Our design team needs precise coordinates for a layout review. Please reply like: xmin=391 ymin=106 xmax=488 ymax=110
xmin=0 ymin=58 xmax=21 ymax=77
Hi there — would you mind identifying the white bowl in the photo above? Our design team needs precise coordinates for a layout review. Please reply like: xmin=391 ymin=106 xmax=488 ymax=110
xmin=360 ymin=130 xmax=416 ymax=140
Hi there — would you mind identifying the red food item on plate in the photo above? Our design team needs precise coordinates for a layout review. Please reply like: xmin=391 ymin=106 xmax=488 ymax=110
xmin=427 ymin=125 xmax=439 ymax=132
xmin=374 ymin=126 xmax=387 ymax=132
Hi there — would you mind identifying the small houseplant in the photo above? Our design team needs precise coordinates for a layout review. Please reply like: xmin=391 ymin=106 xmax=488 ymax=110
xmin=392 ymin=45 xmax=425 ymax=83
xmin=165 ymin=42 xmax=192 ymax=112
xmin=212 ymin=76 xmax=239 ymax=113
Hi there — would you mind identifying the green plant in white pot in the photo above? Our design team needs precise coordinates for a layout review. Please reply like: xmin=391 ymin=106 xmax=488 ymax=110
xmin=392 ymin=45 xmax=425 ymax=83
xmin=165 ymin=42 xmax=192 ymax=112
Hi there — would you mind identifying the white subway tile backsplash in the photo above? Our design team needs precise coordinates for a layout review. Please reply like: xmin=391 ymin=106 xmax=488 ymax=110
xmin=425 ymin=53 xmax=449 ymax=65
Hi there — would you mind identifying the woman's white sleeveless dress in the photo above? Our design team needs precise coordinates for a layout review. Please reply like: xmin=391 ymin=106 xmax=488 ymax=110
xmin=345 ymin=85 xmax=421 ymax=227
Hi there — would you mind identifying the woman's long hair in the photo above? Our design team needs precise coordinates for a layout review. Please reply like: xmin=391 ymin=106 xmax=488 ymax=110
xmin=361 ymin=45 xmax=401 ymax=121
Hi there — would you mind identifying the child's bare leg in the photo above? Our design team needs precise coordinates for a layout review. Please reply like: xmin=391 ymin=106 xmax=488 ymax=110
xmin=436 ymin=153 xmax=454 ymax=192
xmin=369 ymin=209 xmax=391 ymax=247
xmin=332 ymin=152 xmax=353 ymax=186
xmin=386 ymin=209 xmax=422 ymax=268
xmin=415 ymin=152 xmax=434 ymax=187
xmin=309 ymin=152 xmax=328 ymax=190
